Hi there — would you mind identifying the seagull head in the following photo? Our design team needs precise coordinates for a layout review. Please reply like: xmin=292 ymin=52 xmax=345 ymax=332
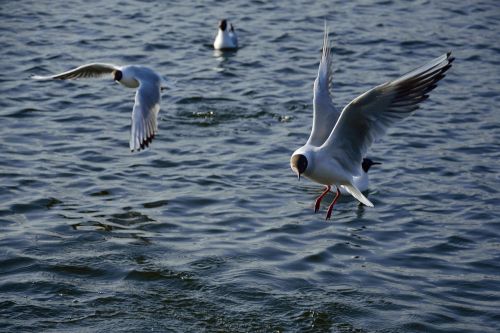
xmin=113 ymin=70 xmax=123 ymax=82
xmin=361 ymin=158 xmax=382 ymax=173
xmin=218 ymin=19 xmax=228 ymax=31
xmin=291 ymin=154 xmax=308 ymax=181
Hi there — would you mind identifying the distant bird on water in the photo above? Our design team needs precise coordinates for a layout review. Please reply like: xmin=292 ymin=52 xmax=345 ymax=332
xmin=213 ymin=19 xmax=238 ymax=50
xmin=33 ymin=63 xmax=171 ymax=152
xmin=290 ymin=24 xmax=454 ymax=220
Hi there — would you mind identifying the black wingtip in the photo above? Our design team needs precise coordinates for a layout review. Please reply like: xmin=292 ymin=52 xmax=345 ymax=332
xmin=446 ymin=52 xmax=455 ymax=64
xmin=134 ymin=133 xmax=156 ymax=152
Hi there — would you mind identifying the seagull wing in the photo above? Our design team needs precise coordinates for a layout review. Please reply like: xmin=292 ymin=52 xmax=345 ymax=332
xmin=32 ymin=63 xmax=119 ymax=80
xmin=229 ymin=23 xmax=238 ymax=47
xmin=322 ymin=52 xmax=454 ymax=173
xmin=307 ymin=24 xmax=339 ymax=147
xmin=130 ymin=79 xmax=161 ymax=152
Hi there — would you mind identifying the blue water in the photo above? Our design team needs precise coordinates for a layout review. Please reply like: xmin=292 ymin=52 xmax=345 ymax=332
xmin=1 ymin=0 xmax=499 ymax=332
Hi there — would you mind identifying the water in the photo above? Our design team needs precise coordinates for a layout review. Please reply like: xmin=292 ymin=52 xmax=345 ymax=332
xmin=1 ymin=0 xmax=499 ymax=332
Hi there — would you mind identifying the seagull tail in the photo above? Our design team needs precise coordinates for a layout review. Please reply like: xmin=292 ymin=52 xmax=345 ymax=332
xmin=340 ymin=184 xmax=374 ymax=207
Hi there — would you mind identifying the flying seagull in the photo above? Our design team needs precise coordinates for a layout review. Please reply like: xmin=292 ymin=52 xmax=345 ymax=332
xmin=33 ymin=63 xmax=170 ymax=152
xmin=290 ymin=25 xmax=454 ymax=219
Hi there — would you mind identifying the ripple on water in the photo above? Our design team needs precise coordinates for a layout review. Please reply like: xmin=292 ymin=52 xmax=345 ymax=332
xmin=1 ymin=0 xmax=500 ymax=332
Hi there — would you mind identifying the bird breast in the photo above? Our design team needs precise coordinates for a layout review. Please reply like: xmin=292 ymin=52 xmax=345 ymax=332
xmin=119 ymin=76 xmax=140 ymax=88
xmin=306 ymin=154 xmax=351 ymax=186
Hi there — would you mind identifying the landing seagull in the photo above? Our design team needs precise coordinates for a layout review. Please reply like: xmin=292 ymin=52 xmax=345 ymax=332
xmin=213 ymin=19 xmax=238 ymax=50
xmin=290 ymin=25 xmax=454 ymax=220
xmin=33 ymin=63 xmax=170 ymax=152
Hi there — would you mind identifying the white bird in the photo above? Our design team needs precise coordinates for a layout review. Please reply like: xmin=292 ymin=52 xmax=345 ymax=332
xmin=292 ymin=26 xmax=381 ymax=211
xmin=33 ymin=63 xmax=170 ymax=152
xmin=213 ymin=19 xmax=238 ymax=50
xmin=290 ymin=25 xmax=454 ymax=219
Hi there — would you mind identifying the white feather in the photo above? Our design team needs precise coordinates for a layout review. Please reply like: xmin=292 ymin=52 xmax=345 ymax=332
xmin=33 ymin=63 xmax=167 ymax=152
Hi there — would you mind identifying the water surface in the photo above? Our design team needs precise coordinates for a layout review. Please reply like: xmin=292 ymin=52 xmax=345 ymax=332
xmin=1 ymin=0 xmax=499 ymax=332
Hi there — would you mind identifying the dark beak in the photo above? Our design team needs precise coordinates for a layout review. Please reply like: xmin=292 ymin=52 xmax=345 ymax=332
xmin=292 ymin=167 xmax=301 ymax=181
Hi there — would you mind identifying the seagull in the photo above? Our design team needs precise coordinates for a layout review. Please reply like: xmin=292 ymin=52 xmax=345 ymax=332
xmin=33 ymin=63 xmax=170 ymax=152
xmin=290 ymin=24 xmax=454 ymax=219
xmin=213 ymin=19 xmax=238 ymax=50
xmin=312 ymin=158 xmax=381 ymax=216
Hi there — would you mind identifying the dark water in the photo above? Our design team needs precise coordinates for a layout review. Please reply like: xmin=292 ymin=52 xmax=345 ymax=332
xmin=1 ymin=0 xmax=499 ymax=332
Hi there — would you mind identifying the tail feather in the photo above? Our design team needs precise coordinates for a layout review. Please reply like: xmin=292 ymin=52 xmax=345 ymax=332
xmin=340 ymin=184 xmax=374 ymax=207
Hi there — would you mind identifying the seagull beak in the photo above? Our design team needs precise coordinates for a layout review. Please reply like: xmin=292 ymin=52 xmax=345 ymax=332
xmin=292 ymin=167 xmax=300 ymax=181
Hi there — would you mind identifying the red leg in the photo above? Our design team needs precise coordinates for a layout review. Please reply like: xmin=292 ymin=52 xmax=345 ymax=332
xmin=314 ymin=185 xmax=331 ymax=213
xmin=325 ymin=187 xmax=341 ymax=220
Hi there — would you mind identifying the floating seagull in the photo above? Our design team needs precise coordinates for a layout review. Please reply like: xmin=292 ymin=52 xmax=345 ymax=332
xmin=213 ymin=19 xmax=238 ymax=50
xmin=290 ymin=25 xmax=454 ymax=219
xmin=356 ymin=158 xmax=381 ymax=192
xmin=33 ymin=63 xmax=170 ymax=152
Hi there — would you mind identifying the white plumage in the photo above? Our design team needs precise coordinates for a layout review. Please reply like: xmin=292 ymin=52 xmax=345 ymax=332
xmin=33 ymin=63 xmax=170 ymax=152
xmin=213 ymin=19 xmax=238 ymax=50
xmin=291 ymin=24 xmax=454 ymax=219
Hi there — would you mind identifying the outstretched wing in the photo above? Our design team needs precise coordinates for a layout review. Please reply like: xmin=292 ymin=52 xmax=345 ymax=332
xmin=307 ymin=24 xmax=339 ymax=147
xmin=130 ymin=79 xmax=160 ymax=152
xmin=32 ymin=63 xmax=119 ymax=80
xmin=322 ymin=52 xmax=454 ymax=173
